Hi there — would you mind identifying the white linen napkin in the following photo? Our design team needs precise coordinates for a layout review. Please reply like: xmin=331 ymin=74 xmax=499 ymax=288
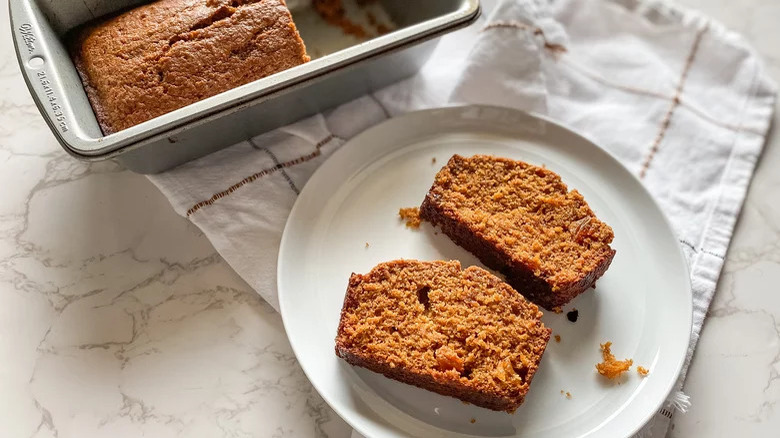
xmin=148 ymin=0 xmax=777 ymax=436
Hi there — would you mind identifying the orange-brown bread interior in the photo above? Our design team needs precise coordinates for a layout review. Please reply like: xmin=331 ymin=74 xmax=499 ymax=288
xmin=420 ymin=155 xmax=616 ymax=309
xmin=335 ymin=260 xmax=551 ymax=412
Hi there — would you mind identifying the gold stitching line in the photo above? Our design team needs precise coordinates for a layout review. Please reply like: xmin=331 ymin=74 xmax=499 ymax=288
xmin=640 ymin=28 xmax=707 ymax=179
xmin=482 ymin=20 xmax=567 ymax=53
xmin=561 ymin=57 xmax=673 ymax=100
xmin=677 ymin=96 xmax=765 ymax=136
xmin=487 ymin=22 xmax=758 ymax=136
xmin=185 ymin=134 xmax=338 ymax=217
xmin=560 ymin=57 xmax=764 ymax=136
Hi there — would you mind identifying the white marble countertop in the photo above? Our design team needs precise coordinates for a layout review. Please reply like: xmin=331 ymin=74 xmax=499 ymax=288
xmin=1 ymin=1 xmax=778 ymax=437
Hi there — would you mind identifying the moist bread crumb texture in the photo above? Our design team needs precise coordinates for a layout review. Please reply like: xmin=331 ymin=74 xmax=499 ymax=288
xmin=398 ymin=207 xmax=422 ymax=228
xmin=71 ymin=0 xmax=310 ymax=134
xmin=335 ymin=260 xmax=551 ymax=413
xmin=420 ymin=155 xmax=616 ymax=310
xmin=595 ymin=341 xmax=633 ymax=379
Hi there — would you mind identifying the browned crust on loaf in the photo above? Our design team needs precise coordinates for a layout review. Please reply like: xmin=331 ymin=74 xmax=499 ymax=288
xmin=335 ymin=260 xmax=551 ymax=413
xmin=419 ymin=155 xmax=616 ymax=310
xmin=335 ymin=346 xmax=530 ymax=412
xmin=69 ymin=0 xmax=310 ymax=134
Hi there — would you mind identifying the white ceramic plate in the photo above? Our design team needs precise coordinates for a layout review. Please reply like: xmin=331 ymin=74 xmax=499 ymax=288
xmin=278 ymin=105 xmax=692 ymax=438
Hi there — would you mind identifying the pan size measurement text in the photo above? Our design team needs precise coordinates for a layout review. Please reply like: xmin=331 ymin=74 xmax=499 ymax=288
xmin=36 ymin=70 xmax=68 ymax=133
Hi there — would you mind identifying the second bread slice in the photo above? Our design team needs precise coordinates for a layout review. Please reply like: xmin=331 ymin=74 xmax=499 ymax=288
xmin=335 ymin=259 xmax=551 ymax=413
xmin=420 ymin=155 xmax=616 ymax=310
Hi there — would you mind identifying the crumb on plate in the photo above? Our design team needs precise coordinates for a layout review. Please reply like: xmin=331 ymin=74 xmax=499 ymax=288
xmin=432 ymin=157 xmax=437 ymax=164
xmin=637 ymin=366 xmax=649 ymax=377
xmin=399 ymin=207 xmax=422 ymax=228
xmin=567 ymin=308 xmax=579 ymax=322
xmin=470 ymin=418 xmax=476 ymax=424
xmin=554 ymin=334 xmax=561 ymax=343
xmin=552 ymin=306 xmax=562 ymax=314
xmin=595 ymin=341 xmax=633 ymax=379
xmin=566 ymin=392 xmax=572 ymax=399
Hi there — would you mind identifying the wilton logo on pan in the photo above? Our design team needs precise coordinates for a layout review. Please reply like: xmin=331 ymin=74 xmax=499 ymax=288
xmin=19 ymin=23 xmax=36 ymax=54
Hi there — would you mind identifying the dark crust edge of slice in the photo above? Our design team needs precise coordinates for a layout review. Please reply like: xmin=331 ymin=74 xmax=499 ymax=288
xmin=334 ymin=269 xmax=552 ymax=414
xmin=420 ymin=193 xmax=616 ymax=310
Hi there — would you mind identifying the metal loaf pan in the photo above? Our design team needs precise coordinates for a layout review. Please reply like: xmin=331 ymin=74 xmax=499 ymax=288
xmin=10 ymin=0 xmax=480 ymax=173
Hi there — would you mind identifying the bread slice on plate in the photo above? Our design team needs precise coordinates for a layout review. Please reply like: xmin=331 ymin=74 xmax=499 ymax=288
xmin=335 ymin=259 xmax=551 ymax=413
xmin=420 ymin=155 xmax=616 ymax=310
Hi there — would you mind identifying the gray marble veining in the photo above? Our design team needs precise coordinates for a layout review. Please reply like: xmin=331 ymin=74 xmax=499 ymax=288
xmin=0 ymin=1 xmax=778 ymax=437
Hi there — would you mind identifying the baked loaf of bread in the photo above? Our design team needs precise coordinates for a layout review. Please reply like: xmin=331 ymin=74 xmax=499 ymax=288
xmin=420 ymin=155 xmax=616 ymax=310
xmin=335 ymin=259 xmax=551 ymax=413
xmin=71 ymin=0 xmax=310 ymax=134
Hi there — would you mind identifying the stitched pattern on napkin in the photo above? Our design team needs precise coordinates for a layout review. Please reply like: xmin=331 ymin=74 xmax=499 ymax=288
xmin=678 ymin=239 xmax=725 ymax=259
xmin=185 ymin=134 xmax=340 ymax=216
xmin=639 ymin=27 xmax=707 ymax=178
xmin=482 ymin=20 xmax=567 ymax=53
xmin=558 ymin=55 xmax=766 ymax=136
xmin=249 ymin=138 xmax=301 ymax=195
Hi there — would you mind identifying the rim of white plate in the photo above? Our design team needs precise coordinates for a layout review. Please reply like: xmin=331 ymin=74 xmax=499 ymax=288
xmin=278 ymin=104 xmax=693 ymax=438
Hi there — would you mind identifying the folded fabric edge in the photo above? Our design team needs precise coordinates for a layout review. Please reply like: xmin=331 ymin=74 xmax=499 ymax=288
xmin=606 ymin=0 xmax=776 ymax=94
